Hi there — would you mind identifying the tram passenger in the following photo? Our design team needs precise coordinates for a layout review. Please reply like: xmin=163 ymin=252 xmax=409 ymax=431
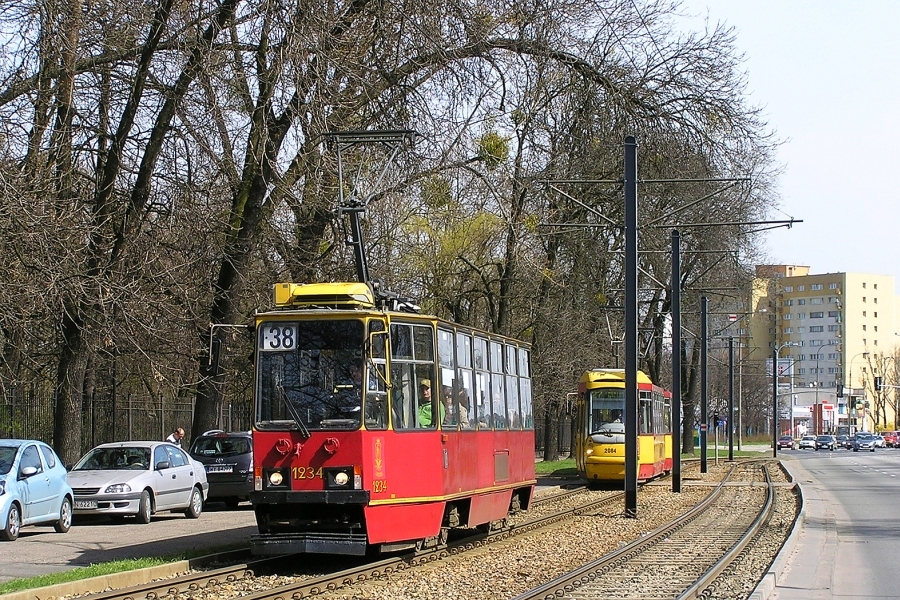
xmin=417 ymin=379 xmax=445 ymax=427
xmin=457 ymin=389 xmax=470 ymax=427
xmin=442 ymin=386 xmax=456 ymax=426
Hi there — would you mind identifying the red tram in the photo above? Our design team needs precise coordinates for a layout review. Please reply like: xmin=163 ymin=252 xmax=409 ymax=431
xmin=249 ymin=282 xmax=535 ymax=555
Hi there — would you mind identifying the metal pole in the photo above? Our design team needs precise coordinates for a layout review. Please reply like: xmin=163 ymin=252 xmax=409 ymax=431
xmin=671 ymin=229 xmax=681 ymax=493
xmin=624 ymin=136 xmax=638 ymax=517
xmin=728 ymin=336 xmax=734 ymax=461
xmin=773 ymin=346 xmax=778 ymax=458
xmin=700 ymin=296 xmax=708 ymax=473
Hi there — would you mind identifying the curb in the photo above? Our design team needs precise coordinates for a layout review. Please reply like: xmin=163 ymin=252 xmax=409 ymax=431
xmin=0 ymin=549 xmax=249 ymax=600
xmin=747 ymin=460 xmax=804 ymax=600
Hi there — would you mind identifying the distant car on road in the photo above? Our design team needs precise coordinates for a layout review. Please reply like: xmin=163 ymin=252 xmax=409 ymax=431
xmin=873 ymin=434 xmax=886 ymax=448
xmin=852 ymin=434 xmax=876 ymax=452
xmin=188 ymin=430 xmax=253 ymax=508
xmin=0 ymin=439 xmax=73 ymax=541
xmin=836 ymin=434 xmax=851 ymax=449
xmin=883 ymin=431 xmax=899 ymax=447
xmin=815 ymin=435 xmax=836 ymax=451
xmin=798 ymin=435 xmax=817 ymax=450
xmin=68 ymin=441 xmax=208 ymax=523
xmin=777 ymin=435 xmax=795 ymax=450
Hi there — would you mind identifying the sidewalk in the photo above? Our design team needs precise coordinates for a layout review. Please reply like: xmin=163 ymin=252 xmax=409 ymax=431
xmin=749 ymin=457 xmax=836 ymax=599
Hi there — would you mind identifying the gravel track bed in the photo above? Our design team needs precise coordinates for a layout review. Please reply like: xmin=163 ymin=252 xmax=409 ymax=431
xmin=62 ymin=459 xmax=798 ymax=600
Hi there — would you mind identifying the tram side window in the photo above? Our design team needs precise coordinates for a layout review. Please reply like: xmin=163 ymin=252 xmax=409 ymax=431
xmin=490 ymin=372 xmax=506 ymax=428
xmin=390 ymin=323 xmax=437 ymax=430
xmin=519 ymin=376 xmax=533 ymax=429
xmin=639 ymin=391 xmax=652 ymax=434
xmin=473 ymin=337 xmax=489 ymax=428
xmin=365 ymin=321 xmax=388 ymax=431
xmin=506 ymin=374 xmax=520 ymax=428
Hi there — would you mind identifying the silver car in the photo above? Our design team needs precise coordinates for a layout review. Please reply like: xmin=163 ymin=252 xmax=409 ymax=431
xmin=67 ymin=441 xmax=208 ymax=523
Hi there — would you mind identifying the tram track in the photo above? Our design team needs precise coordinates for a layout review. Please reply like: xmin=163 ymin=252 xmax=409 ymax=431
xmin=513 ymin=461 xmax=783 ymax=600
xmin=34 ymin=459 xmax=794 ymax=600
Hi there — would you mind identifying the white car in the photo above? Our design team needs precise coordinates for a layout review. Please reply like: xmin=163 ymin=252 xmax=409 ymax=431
xmin=798 ymin=435 xmax=817 ymax=450
xmin=873 ymin=435 xmax=886 ymax=448
xmin=67 ymin=441 xmax=208 ymax=523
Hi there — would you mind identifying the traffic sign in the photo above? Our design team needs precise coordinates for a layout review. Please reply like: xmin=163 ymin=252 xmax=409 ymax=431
xmin=700 ymin=424 xmax=708 ymax=432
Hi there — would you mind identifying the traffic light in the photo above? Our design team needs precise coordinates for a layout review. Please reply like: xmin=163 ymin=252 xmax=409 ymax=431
xmin=875 ymin=376 xmax=882 ymax=392
xmin=836 ymin=384 xmax=844 ymax=398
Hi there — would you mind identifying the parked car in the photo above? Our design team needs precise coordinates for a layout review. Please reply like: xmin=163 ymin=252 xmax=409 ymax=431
xmin=0 ymin=439 xmax=74 ymax=541
xmin=852 ymin=434 xmax=876 ymax=452
xmin=777 ymin=435 xmax=795 ymax=450
xmin=836 ymin=434 xmax=851 ymax=449
xmin=873 ymin=434 xmax=886 ymax=448
xmin=815 ymin=435 xmax=836 ymax=451
xmin=798 ymin=435 xmax=817 ymax=450
xmin=188 ymin=430 xmax=253 ymax=508
xmin=67 ymin=441 xmax=208 ymax=523
xmin=883 ymin=431 xmax=899 ymax=448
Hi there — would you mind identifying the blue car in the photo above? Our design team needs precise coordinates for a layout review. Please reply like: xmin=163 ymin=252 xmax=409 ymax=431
xmin=0 ymin=439 xmax=74 ymax=541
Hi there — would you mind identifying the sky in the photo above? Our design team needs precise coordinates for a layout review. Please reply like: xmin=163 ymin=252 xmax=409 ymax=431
xmin=678 ymin=1 xmax=900 ymax=291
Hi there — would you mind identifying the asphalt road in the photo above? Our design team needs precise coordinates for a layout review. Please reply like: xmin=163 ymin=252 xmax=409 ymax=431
xmin=0 ymin=500 xmax=258 ymax=584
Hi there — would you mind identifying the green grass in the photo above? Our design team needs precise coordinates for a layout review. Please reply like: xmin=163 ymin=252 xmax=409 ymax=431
xmin=0 ymin=544 xmax=245 ymax=595
xmin=535 ymin=457 xmax=577 ymax=476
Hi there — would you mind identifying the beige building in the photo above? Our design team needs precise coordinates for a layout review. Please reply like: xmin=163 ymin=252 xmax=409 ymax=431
xmin=750 ymin=266 xmax=900 ymax=435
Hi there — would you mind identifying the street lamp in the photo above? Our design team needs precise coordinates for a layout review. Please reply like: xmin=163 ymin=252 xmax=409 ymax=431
xmin=813 ymin=341 xmax=838 ymax=436
xmin=773 ymin=341 xmax=798 ymax=458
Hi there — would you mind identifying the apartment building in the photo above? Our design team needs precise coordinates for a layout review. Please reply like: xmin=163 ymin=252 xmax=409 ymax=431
xmin=751 ymin=266 xmax=900 ymax=435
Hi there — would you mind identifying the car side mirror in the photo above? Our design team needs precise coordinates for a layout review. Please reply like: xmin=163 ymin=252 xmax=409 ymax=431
xmin=155 ymin=461 xmax=170 ymax=470
xmin=19 ymin=466 xmax=38 ymax=479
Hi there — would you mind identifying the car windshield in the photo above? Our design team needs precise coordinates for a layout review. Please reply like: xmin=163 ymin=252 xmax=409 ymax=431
xmin=0 ymin=446 xmax=16 ymax=475
xmin=816 ymin=436 xmax=831 ymax=441
xmin=73 ymin=447 xmax=151 ymax=470
xmin=191 ymin=437 xmax=250 ymax=457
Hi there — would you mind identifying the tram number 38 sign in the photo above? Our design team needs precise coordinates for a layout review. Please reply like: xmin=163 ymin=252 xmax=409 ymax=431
xmin=260 ymin=323 xmax=299 ymax=351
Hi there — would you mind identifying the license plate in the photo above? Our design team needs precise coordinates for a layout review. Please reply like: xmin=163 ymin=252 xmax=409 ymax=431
xmin=74 ymin=500 xmax=97 ymax=509
xmin=206 ymin=465 xmax=233 ymax=473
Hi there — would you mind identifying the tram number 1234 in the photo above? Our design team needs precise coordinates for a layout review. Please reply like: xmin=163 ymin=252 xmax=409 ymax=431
xmin=292 ymin=466 xmax=323 ymax=479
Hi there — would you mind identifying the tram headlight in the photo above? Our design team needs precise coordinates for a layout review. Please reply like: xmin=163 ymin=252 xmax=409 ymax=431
xmin=585 ymin=439 xmax=594 ymax=456
xmin=269 ymin=471 xmax=283 ymax=486
xmin=324 ymin=466 xmax=355 ymax=490
xmin=263 ymin=468 xmax=289 ymax=490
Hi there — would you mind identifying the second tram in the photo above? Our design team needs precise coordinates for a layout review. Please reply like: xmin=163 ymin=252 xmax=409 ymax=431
xmin=574 ymin=368 xmax=672 ymax=484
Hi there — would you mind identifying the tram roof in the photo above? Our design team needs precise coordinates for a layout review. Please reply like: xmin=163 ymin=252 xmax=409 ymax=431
xmin=579 ymin=368 xmax=653 ymax=386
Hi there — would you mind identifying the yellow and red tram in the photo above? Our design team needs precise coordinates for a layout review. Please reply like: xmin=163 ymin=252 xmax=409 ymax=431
xmin=249 ymin=282 xmax=535 ymax=555
xmin=574 ymin=368 xmax=672 ymax=484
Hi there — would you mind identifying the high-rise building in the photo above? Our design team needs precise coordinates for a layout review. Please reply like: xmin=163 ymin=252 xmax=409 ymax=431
xmin=751 ymin=266 xmax=899 ymax=436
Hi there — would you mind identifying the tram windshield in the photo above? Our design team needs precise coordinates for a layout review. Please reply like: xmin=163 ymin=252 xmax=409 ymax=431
xmin=588 ymin=388 xmax=625 ymax=434
xmin=256 ymin=319 xmax=368 ymax=431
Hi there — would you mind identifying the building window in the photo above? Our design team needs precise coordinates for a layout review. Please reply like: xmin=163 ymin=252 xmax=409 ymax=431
xmin=798 ymin=285 xmax=805 ymax=291
xmin=811 ymin=298 xmax=823 ymax=304
xmin=796 ymin=327 xmax=805 ymax=333
xmin=874 ymin=339 xmax=878 ymax=346
xmin=797 ymin=313 xmax=806 ymax=320
xmin=862 ymin=311 xmax=866 ymax=317
xmin=784 ymin=299 xmax=793 ymax=306
xmin=862 ymin=325 xmax=866 ymax=331
xmin=874 ymin=297 xmax=878 ymax=304
xmin=828 ymin=311 xmax=840 ymax=318
xmin=784 ymin=286 xmax=793 ymax=292
xmin=862 ymin=282 xmax=866 ymax=289
xmin=828 ymin=325 xmax=840 ymax=332
xmin=798 ymin=368 xmax=806 ymax=375
xmin=874 ymin=283 xmax=878 ymax=290
xmin=783 ymin=327 xmax=792 ymax=334
xmin=874 ymin=312 xmax=878 ymax=318
xmin=811 ymin=284 xmax=823 ymax=290
xmin=828 ymin=353 xmax=838 ymax=360
xmin=783 ymin=314 xmax=792 ymax=320
xmin=829 ymin=283 xmax=838 ymax=289
xmin=798 ymin=299 xmax=806 ymax=305
xmin=810 ymin=340 xmax=822 ymax=347
xmin=863 ymin=297 xmax=866 ymax=302
xmin=874 ymin=326 xmax=878 ymax=332
xmin=810 ymin=326 xmax=824 ymax=332
xmin=809 ymin=312 xmax=824 ymax=318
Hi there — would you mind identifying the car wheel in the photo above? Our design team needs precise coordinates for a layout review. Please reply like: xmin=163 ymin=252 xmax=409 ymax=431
xmin=54 ymin=497 xmax=72 ymax=533
xmin=137 ymin=490 xmax=152 ymax=524
xmin=184 ymin=486 xmax=203 ymax=519
xmin=1 ymin=503 xmax=21 ymax=541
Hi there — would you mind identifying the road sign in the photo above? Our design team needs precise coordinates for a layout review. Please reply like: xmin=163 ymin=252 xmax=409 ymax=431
xmin=700 ymin=424 xmax=708 ymax=432
xmin=728 ymin=314 xmax=738 ymax=321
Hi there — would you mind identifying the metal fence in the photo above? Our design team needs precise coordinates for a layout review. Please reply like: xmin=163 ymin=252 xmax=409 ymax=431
xmin=0 ymin=389 xmax=252 ymax=455
xmin=533 ymin=415 xmax=573 ymax=457
xmin=3 ymin=389 xmax=570 ymax=458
